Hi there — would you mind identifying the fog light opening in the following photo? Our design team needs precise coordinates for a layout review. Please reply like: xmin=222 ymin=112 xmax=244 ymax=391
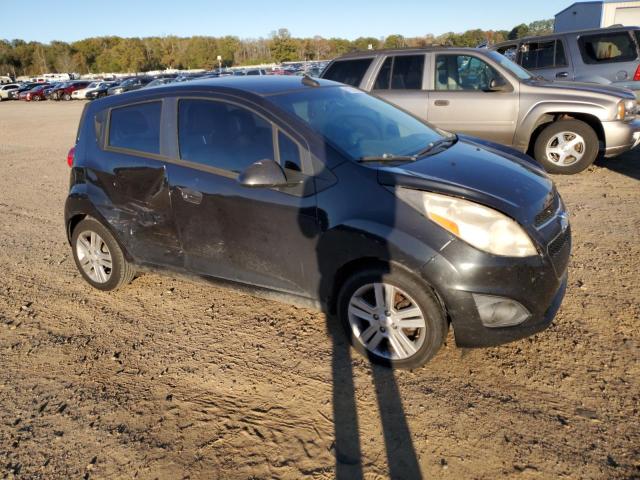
xmin=472 ymin=294 xmax=531 ymax=328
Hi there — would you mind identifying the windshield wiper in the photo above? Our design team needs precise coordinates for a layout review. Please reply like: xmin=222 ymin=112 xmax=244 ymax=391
xmin=358 ymin=153 xmax=418 ymax=163
xmin=414 ymin=134 xmax=458 ymax=158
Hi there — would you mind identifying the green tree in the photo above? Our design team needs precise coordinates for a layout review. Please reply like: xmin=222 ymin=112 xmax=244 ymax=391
xmin=508 ymin=23 xmax=530 ymax=40
xmin=270 ymin=28 xmax=297 ymax=62
xmin=383 ymin=34 xmax=406 ymax=49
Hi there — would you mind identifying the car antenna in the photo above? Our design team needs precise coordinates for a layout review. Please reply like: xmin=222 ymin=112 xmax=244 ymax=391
xmin=301 ymin=74 xmax=320 ymax=87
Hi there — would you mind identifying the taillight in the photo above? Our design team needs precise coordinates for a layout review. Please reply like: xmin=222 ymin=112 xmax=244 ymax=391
xmin=634 ymin=64 xmax=640 ymax=81
xmin=67 ymin=146 xmax=76 ymax=167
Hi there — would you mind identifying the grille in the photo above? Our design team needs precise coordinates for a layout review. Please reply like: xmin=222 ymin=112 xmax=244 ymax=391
xmin=535 ymin=192 xmax=559 ymax=227
xmin=548 ymin=226 xmax=571 ymax=276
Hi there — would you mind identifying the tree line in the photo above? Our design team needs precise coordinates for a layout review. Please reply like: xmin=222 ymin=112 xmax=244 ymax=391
xmin=0 ymin=20 xmax=553 ymax=77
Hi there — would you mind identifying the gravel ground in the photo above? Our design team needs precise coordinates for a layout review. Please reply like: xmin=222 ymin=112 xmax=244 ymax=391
xmin=0 ymin=100 xmax=638 ymax=480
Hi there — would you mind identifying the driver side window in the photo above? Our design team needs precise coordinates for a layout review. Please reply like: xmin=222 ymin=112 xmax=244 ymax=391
xmin=435 ymin=55 xmax=501 ymax=91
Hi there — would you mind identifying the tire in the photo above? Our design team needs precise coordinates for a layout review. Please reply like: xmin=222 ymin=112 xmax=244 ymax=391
xmin=62 ymin=93 xmax=71 ymax=101
xmin=71 ymin=218 xmax=135 ymax=291
xmin=533 ymin=119 xmax=599 ymax=174
xmin=33 ymin=95 xmax=41 ymax=102
xmin=336 ymin=266 xmax=447 ymax=369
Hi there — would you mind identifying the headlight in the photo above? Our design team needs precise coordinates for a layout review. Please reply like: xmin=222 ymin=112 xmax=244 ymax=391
xmin=397 ymin=189 xmax=538 ymax=257
xmin=616 ymin=99 xmax=637 ymax=120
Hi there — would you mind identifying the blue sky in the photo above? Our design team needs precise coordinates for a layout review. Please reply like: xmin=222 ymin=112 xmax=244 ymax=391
xmin=2 ymin=0 xmax=567 ymax=42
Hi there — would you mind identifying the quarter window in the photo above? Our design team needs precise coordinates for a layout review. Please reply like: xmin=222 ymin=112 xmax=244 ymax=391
xmin=108 ymin=101 xmax=161 ymax=154
xmin=520 ymin=40 xmax=567 ymax=69
xmin=579 ymin=31 xmax=638 ymax=64
xmin=278 ymin=131 xmax=302 ymax=172
xmin=178 ymin=99 xmax=274 ymax=173
xmin=322 ymin=58 xmax=373 ymax=87
xmin=435 ymin=55 xmax=502 ymax=91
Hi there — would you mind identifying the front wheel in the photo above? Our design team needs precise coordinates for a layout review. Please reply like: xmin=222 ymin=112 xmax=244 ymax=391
xmin=71 ymin=218 xmax=135 ymax=291
xmin=337 ymin=266 xmax=447 ymax=369
xmin=62 ymin=93 xmax=71 ymax=101
xmin=533 ymin=119 xmax=599 ymax=174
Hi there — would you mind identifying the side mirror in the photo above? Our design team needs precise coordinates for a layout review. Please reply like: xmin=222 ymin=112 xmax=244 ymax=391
xmin=238 ymin=159 xmax=288 ymax=188
xmin=487 ymin=77 xmax=509 ymax=92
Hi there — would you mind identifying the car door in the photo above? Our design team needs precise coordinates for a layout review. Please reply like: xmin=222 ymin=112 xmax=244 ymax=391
xmin=96 ymin=99 xmax=183 ymax=267
xmin=519 ymin=38 xmax=574 ymax=81
xmin=427 ymin=53 xmax=518 ymax=145
xmin=166 ymin=96 xmax=320 ymax=296
xmin=369 ymin=54 xmax=429 ymax=120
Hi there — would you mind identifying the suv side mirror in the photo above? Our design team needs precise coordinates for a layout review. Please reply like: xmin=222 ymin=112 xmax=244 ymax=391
xmin=238 ymin=159 xmax=288 ymax=188
xmin=487 ymin=77 xmax=509 ymax=92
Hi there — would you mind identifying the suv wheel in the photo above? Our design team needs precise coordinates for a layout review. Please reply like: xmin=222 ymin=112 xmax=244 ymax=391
xmin=534 ymin=120 xmax=598 ymax=174
xmin=337 ymin=266 xmax=447 ymax=369
xmin=71 ymin=218 xmax=135 ymax=291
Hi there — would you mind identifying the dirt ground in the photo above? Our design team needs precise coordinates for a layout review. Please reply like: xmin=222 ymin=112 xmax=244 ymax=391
xmin=0 ymin=100 xmax=638 ymax=480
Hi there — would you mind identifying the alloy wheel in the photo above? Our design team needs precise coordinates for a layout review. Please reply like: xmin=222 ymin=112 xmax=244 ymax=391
xmin=347 ymin=282 xmax=426 ymax=360
xmin=76 ymin=231 xmax=113 ymax=283
xmin=545 ymin=131 xmax=585 ymax=166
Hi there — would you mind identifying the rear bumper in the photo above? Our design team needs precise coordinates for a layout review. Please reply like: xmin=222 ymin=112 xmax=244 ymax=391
xmin=602 ymin=119 xmax=640 ymax=157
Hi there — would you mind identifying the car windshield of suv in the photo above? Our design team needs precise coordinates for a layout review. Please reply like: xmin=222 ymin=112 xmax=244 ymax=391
xmin=269 ymin=85 xmax=444 ymax=160
xmin=487 ymin=51 xmax=532 ymax=80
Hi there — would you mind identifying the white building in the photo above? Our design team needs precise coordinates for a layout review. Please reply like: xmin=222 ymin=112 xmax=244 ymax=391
xmin=555 ymin=0 xmax=640 ymax=32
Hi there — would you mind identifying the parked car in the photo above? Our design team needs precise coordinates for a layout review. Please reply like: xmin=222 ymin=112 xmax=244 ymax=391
xmin=72 ymin=81 xmax=111 ymax=100
xmin=0 ymin=83 xmax=20 ymax=101
xmin=64 ymin=76 xmax=570 ymax=369
xmin=144 ymin=78 xmax=175 ymax=88
xmin=8 ymin=83 xmax=40 ymax=100
xmin=107 ymin=77 xmax=152 ymax=95
xmin=245 ymin=69 xmax=268 ymax=76
xmin=22 ymin=83 xmax=51 ymax=101
xmin=44 ymin=82 xmax=63 ymax=99
xmin=321 ymin=47 xmax=640 ymax=174
xmin=491 ymin=26 xmax=640 ymax=94
xmin=50 ymin=81 xmax=92 ymax=101
xmin=85 ymin=81 xmax=118 ymax=100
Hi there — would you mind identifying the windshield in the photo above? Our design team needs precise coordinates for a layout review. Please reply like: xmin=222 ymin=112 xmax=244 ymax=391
xmin=487 ymin=50 xmax=532 ymax=80
xmin=269 ymin=86 xmax=444 ymax=160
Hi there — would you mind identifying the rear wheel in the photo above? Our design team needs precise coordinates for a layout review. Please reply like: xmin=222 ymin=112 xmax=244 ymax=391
xmin=62 ymin=93 xmax=71 ymax=101
xmin=71 ymin=218 xmax=135 ymax=291
xmin=33 ymin=94 xmax=41 ymax=101
xmin=534 ymin=120 xmax=599 ymax=174
xmin=337 ymin=266 xmax=447 ymax=369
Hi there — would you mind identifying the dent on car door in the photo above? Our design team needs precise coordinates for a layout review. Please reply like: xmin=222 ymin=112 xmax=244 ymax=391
xmin=427 ymin=54 xmax=518 ymax=145
xmin=94 ymin=100 xmax=183 ymax=267
xmin=166 ymin=97 xmax=320 ymax=296
xmin=370 ymin=54 xmax=429 ymax=120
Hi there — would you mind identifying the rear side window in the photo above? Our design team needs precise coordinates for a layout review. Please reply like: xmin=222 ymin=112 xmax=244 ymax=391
xmin=322 ymin=58 xmax=373 ymax=86
xmin=496 ymin=44 xmax=518 ymax=61
xmin=178 ymin=99 xmax=274 ymax=173
xmin=374 ymin=55 xmax=425 ymax=90
xmin=521 ymin=40 xmax=567 ymax=69
xmin=108 ymin=101 xmax=161 ymax=154
xmin=579 ymin=31 xmax=638 ymax=64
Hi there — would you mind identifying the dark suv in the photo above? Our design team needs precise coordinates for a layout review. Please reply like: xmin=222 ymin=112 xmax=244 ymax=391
xmin=65 ymin=76 xmax=570 ymax=368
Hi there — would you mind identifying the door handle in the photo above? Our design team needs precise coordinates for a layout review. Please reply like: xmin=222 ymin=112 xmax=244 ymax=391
xmin=434 ymin=100 xmax=450 ymax=106
xmin=556 ymin=72 xmax=569 ymax=78
xmin=177 ymin=186 xmax=203 ymax=205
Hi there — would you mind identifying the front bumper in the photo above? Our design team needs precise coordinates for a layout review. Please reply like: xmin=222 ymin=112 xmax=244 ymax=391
xmin=419 ymin=221 xmax=571 ymax=348
xmin=602 ymin=119 xmax=640 ymax=157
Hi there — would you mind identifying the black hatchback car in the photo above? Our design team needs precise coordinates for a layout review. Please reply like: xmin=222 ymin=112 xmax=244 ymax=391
xmin=65 ymin=76 xmax=570 ymax=368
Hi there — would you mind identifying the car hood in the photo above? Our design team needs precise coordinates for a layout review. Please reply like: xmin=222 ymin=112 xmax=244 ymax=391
xmin=376 ymin=137 xmax=554 ymax=225
xmin=524 ymin=78 xmax=635 ymax=99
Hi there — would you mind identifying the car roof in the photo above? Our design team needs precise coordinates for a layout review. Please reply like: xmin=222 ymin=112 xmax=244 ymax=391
xmin=493 ymin=25 xmax=640 ymax=47
xmin=333 ymin=46 xmax=482 ymax=59
xmin=92 ymin=76 xmax=343 ymax=106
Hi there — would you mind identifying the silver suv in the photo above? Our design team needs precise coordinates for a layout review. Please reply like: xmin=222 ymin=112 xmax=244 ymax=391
xmin=492 ymin=26 xmax=640 ymax=94
xmin=321 ymin=47 xmax=640 ymax=174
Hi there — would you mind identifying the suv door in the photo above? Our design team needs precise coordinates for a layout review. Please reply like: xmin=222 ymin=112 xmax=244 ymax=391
xmin=519 ymin=37 xmax=573 ymax=81
xmin=427 ymin=53 xmax=518 ymax=145
xmin=370 ymin=54 xmax=429 ymax=119
xmin=166 ymin=97 xmax=320 ymax=295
